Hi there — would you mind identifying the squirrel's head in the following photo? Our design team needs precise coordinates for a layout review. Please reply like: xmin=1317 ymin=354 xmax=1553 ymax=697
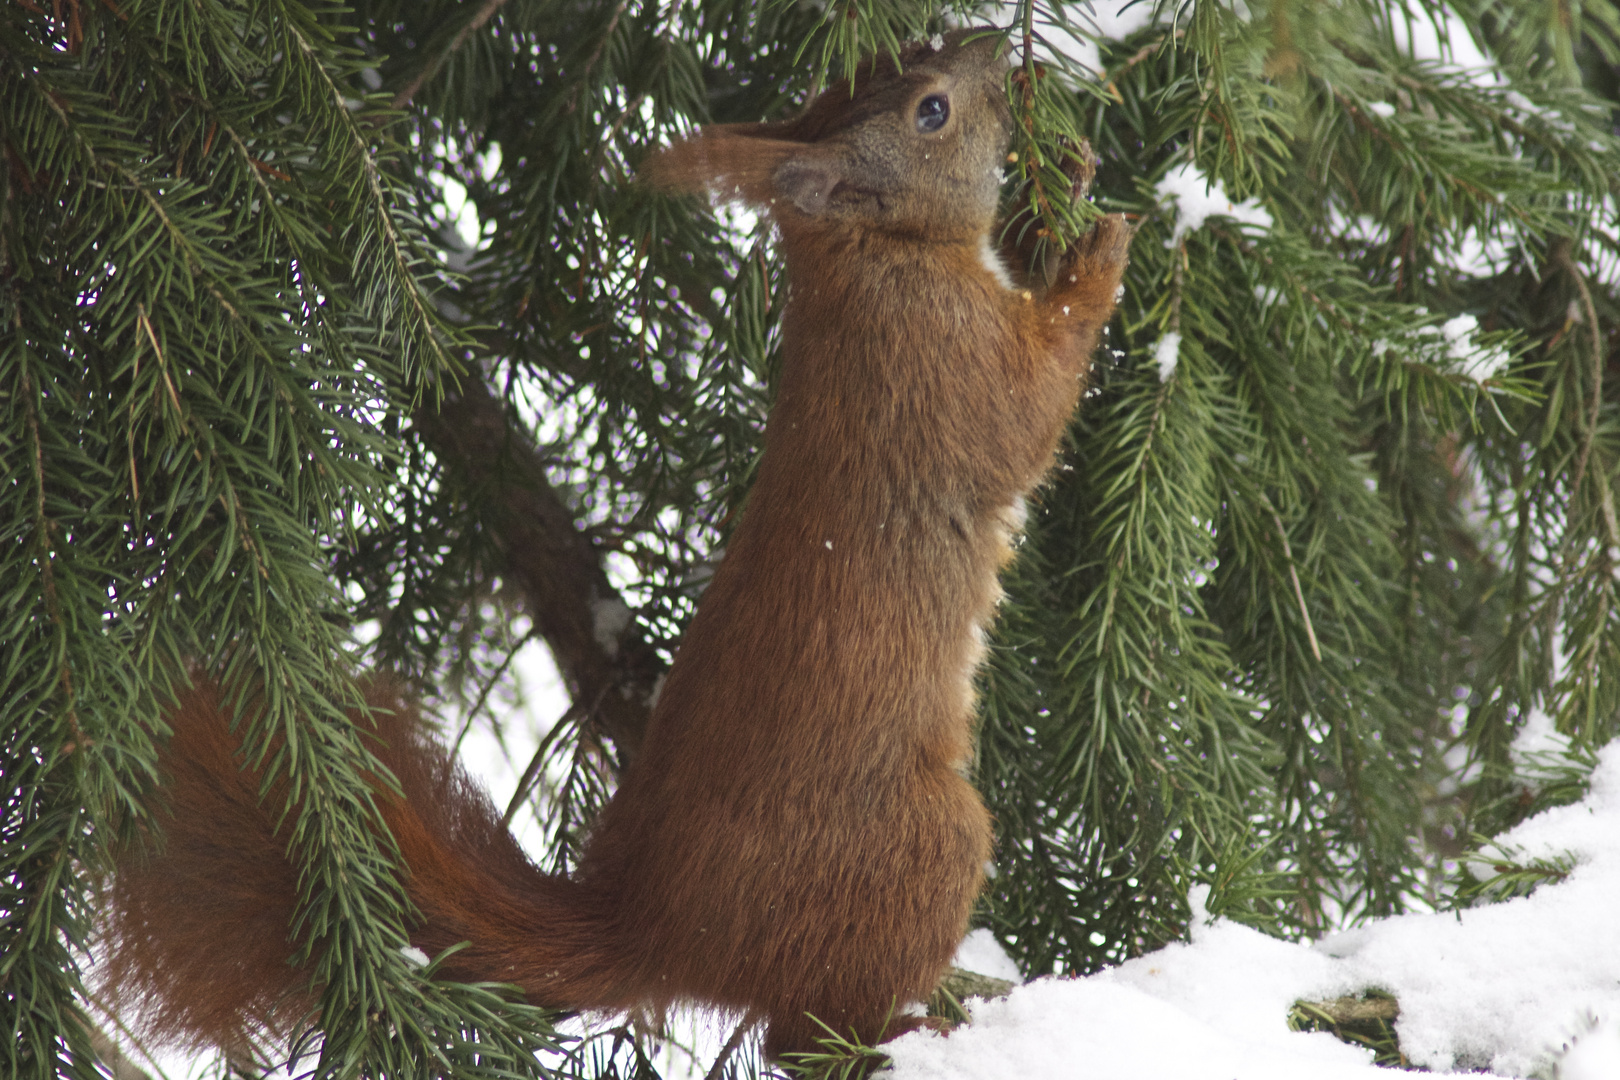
xmin=646 ymin=28 xmax=1012 ymax=240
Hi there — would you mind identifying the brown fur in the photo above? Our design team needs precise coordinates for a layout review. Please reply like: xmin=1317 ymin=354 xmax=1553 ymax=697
xmin=102 ymin=28 xmax=1132 ymax=1061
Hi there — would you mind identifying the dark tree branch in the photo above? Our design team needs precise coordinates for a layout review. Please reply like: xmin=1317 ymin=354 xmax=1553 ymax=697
xmin=390 ymin=0 xmax=515 ymax=111
xmin=412 ymin=373 xmax=661 ymax=760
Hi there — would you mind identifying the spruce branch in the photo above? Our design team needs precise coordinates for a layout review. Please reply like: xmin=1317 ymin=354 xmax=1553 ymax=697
xmin=390 ymin=0 xmax=517 ymax=111
xmin=284 ymin=14 xmax=458 ymax=379
xmin=566 ymin=0 xmax=632 ymax=115
xmin=702 ymin=1015 xmax=757 ymax=1080
xmin=1261 ymin=494 xmax=1323 ymax=663
xmin=504 ymin=697 xmax=587 ymax=826
xmin=1555 ymin=240 xmax=1611 ymax=549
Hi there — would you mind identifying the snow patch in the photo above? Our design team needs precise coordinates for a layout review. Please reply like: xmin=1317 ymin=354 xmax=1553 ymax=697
xmin=1511 ymin=706 xmax=1570 ymax=766
xmin=890 ymin=740 xmax=1620 ymax=1079
xmin=1156 ymin=161 xmax=1273 ymax=244
xmin=981 ymin=1 xmax=1157 ymax=80
xmin=891 ymin=965 xmax=1374 ymax=1079
xmin=591 ymin=595 xmax=632 ymax=654
xmin=1153 ymin=332 xmax=1182 ymax=381
xmin=1316 ymin=743 xmax=1620 ymax=1073
xmin=1556 ymin=1020 xmax=1620 ymax=1080
xmin=1377 ymin=311 xmax=1512 ymax=384
xmin=953 ymin=928 xmax=1024 ymax=984
xmin=1437 ymin=313 xmax=1512 ymax=382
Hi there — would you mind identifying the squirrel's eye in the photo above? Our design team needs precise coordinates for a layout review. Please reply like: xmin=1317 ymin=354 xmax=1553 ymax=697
xmin=915 ymin=94 xmax=949 ymax=133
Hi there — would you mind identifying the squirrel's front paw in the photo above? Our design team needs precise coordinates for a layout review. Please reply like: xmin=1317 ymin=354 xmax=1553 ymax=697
xmin=1038 ymin=214 xmax=1132 ymax=324
xmin=1062 ymin=213 xmax=1133 ymax=283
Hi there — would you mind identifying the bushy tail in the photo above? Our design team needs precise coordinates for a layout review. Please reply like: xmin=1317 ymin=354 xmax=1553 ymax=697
xmin=101 ymin=675 xmax=634 ymax=1053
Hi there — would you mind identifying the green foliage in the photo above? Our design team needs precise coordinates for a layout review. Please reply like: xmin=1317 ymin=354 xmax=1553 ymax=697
xmin=1449 ymin=732 xmax=1599 ymax=906
xmin=1 ymin=0 xmax=561 ymax=1075
xmin=3 ymin=0 xmax=1617 ymax=1077
xmin=779 ymin=1018 xmax=893 ymax=1080
xmin=979 ymin=0 xmax=1619 ymax=978
xmin=1455 ymin=839 xmax=1578 ymax=904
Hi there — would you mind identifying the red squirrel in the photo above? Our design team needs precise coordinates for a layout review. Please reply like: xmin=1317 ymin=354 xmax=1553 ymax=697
xmin=103 ymin=28 xmax=1132 ymax=1062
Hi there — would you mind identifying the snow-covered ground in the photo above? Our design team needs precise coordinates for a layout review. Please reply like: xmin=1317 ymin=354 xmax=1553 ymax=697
xmin=894 ymin=740 xmax=1620 ymax=1080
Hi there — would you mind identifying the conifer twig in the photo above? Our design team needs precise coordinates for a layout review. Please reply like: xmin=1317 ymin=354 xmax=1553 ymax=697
xmin=391 ymin=0 xmax=516 ymax=111
xmin=451 ymin=626 xmax=539 ymax=757
xmin=82 ymin=992 xmax=164 ymax=1080
xmin=566 ymin=0 xmax=631 ymax=114
xmin=1295 ymin=994 xmax=1399 ymax=1023
xmin=285 ymin=23 xmax=455 ymax=374
xmin=1555 ymin=243 xmax=1615 ymax=553
xmin=1265 ymin=500 xmax=1322 ymax=663
xmin=86 ymin=1025 xmax=158 ymax=1080
xmin=701 ymin=1014 xmax=756 ymax=1080
xmin=504 ymin=694 xmax=591 ymax=825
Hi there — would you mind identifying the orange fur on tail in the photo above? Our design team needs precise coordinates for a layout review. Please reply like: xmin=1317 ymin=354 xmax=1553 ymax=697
xmin=102 ymin=678 xmax=631 ymax=1053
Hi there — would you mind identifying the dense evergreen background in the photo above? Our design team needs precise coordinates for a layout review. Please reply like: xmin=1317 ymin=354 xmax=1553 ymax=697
xmin=2 ymin=0 xmax=1616 ymax=1076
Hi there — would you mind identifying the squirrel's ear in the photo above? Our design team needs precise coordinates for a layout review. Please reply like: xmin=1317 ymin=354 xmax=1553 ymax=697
xmin=641 ymin=125 xmax=801 ymax=208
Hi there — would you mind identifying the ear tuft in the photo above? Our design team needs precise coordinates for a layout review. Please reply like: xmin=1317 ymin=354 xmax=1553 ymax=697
xmin=641 ymin=125 xmax=799 ymax=209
